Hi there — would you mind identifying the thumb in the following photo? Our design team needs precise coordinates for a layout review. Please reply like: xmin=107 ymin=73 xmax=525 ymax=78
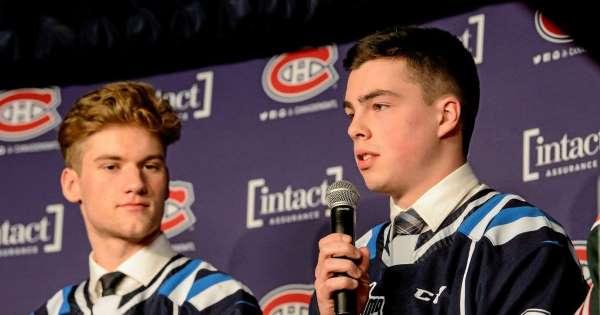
xmin=358 ymin=247 xmax=370 ymax=273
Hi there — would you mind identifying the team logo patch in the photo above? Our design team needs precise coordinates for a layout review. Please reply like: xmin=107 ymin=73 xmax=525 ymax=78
xmin=259 ymin=283 xmax=313 ymax=315
xmin=573 ymin=240 xmax=592 ymax=285
xmin=0 ymin=88 xmax=61 ymax=142
xmin=161 ymin=181 xmax=197 ymax=238
xmin=534 ymin=11 xmax=573 ymax=44
xmin=262 ymin=46 xmax=339 ymax=103
xmin=363 ymin=282 xmax=384 ymax=315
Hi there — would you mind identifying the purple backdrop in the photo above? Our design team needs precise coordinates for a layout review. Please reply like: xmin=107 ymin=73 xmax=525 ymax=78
xmin=1 ymin=2 xmax=598 ymax=314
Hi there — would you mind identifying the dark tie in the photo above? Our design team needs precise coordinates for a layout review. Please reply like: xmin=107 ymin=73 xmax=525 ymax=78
xmin=392 ymin=208 xmax=426 ymax=237
xmin=99 ymin=271 xmax=126 ymax=297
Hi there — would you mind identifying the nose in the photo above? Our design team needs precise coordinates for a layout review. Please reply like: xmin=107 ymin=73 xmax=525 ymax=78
xmin=123 ymin=167 xmax=148 ymax=195
xmin=347 ymin=112 xmax=371 ymax=141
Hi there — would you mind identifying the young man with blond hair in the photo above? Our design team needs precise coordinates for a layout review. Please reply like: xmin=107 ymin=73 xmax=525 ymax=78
xmin=34 ymin=82 xmax=260 ymax=314
xmin=311 ymin=26 xmax=587 ymax=314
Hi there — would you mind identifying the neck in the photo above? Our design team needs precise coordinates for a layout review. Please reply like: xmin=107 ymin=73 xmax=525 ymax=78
xmin=89 ymin=231 xmax=159 ymax=271
xmin=391 ymin=152 xmax=465 ymax=209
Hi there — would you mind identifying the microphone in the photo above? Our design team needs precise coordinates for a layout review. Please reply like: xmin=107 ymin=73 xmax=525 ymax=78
xmin=326 ymin=180 xmax=360 ymax=315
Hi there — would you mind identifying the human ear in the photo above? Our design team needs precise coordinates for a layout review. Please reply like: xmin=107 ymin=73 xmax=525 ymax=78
xmin=61 ymin=168 xmax=82 ymax=204
xmin=436 ymin=96 xmax=461 ymax=138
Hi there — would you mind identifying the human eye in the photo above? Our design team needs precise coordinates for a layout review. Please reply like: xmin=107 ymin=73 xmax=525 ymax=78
xmin=143 ymin=162 xmax=164 ymax=172
xmin=343 ymin=108 xmax=355 ymax=119
xmin=372 ymin=103 xmax=388 ymax=111
xmin=101 ymin=163 xmax=119 ymax=171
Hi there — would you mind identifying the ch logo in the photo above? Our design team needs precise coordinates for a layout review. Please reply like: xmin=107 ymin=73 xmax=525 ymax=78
xmin=414 ymin=286 xmax=447 ymax=304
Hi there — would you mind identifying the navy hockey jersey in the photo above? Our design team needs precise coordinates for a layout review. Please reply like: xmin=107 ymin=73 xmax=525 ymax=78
xmin=33 ymin=254 xmax=261 ymax=315
xmin=310 ymin=188 xmax=588 ymax=314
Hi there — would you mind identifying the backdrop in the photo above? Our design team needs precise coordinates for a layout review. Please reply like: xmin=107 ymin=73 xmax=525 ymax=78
xmin=1 ymin=2 xmax=598 ymax=314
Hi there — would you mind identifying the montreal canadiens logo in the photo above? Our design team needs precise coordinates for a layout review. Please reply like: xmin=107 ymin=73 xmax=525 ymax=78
xmin=260 ymin=283 xmax=313 ymax=315
xmin=0 ymin=88 xmax=61 ymax=142
xmin=161 ymin=180 xmax=197 ymax=238
xmin=573 ymin=240 xmax=591 ymax=285
xmin=534 ymin=11 xmax=573 ymax=44
xmin=262 ymin=45 xmax=339 ymax=103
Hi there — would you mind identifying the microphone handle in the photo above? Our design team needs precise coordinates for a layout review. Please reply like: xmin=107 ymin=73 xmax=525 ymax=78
xmin=331 ymin=205 xmax=356 ymax=315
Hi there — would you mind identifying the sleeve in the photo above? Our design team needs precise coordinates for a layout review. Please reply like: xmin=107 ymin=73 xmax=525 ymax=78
xmin=469 ymin=229 xmax=588 ymax=315
xmin=308 ymin=291 xmax=321 ymax=315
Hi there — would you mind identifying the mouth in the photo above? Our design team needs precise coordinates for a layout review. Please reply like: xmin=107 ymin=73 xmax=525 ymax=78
xmin=355 ymin=151 xmax=378 ymax=170
xmin=118 ymin=202 xmax=150 ymax=211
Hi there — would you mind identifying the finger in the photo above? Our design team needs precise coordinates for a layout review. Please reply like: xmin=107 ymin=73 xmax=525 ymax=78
xmin=318 ymin=241 xmax=361 ymax=264
xmin=318 ymin=233 xmax=353 ymax=248
xmin=317 ymin=275 xmax=359 ymax=298
xmin=317 ymin=257 xmax=363 ymax=280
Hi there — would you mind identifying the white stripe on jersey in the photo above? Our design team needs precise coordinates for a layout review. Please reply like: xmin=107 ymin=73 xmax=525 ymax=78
xmin=460 ymin=241 xmax=477 ymax=315
xmin=413 ymin=190 xmax=498 ymax=260
xmin=187 ymin=279 xmax=246 ymax=311
xmin=167 ymin=261 xmax=216 ymax=305
xmin=484 ymin=215 xmax=566 ymax=246
xmin=466 ymin=194 xmax=522 ymax=240
xmin=74 ymin=281 xmax=92 ymax=315
xmin=118 ymin=256 xmax=190 ymax=313
xmin=45 ymin=289 xmax=64 ymax=315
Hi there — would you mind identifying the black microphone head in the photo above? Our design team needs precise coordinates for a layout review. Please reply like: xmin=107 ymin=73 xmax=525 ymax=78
xmin=326 ymin=180 xmax=360 ymax=209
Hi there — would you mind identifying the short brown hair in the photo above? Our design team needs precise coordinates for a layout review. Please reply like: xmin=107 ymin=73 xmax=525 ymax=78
xmin=344 ymin=26 xmax=480 ymax=155
xmin=58 ymin=81 xmax=181 ymax=168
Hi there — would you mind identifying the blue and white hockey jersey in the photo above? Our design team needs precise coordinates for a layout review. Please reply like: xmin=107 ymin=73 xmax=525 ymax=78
xmin=311 ymin=187 xmax=588 ymax=314
xmin=33 ymin=254 xmax=261 ymax=315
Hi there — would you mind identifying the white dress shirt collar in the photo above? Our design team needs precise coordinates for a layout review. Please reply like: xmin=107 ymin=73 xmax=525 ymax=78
xmin=390 ymin=163 xmax=480 ymax=232
xmin=88 ymin=233 xmax=177 ymax=302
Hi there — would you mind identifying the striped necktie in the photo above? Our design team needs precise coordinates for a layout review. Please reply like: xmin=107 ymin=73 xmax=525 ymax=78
xmin=99 ymin=271 xmax=126 ymax=297
xmin=392 ymin=208 xmax=426 ymax=237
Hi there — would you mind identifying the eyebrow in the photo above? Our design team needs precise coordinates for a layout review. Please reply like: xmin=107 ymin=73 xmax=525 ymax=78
xmin=93 ymin=154 xmax=165 ymax=163
xmin=344 ymin=89 xmax=401 ymax=110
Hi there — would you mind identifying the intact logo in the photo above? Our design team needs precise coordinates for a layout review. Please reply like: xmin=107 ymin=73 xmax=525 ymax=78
xmin=534 ymin=11 xmax=572 ymax=44
xmin=0 ymin=204 xmax=64 ymax=258
xmin=522 ymin=128 xmax=599 ymax=182
xmin=259 ymin=283 xmax=313 ymax=315
xmin=262 ymin=46 xmax=339 ymax=103
xmin=156 ymin=71 xmax=213 ymax=122
xmin=574 ymin=240 xmax=592 ymax=286
xmin=161 ymin=181 xmax=197 ymax=238
xmin=0 ymin=88 xmax=61 ymax=142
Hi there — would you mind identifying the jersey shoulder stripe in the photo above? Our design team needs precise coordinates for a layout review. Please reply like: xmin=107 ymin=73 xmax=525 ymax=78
xmin=483 ymin=205 xmax=566 ymax=246
xmin=356 ymin=222 xmax=386 ymax=260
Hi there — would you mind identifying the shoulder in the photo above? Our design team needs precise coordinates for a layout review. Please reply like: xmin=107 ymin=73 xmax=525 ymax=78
xmin=356 ymin=221 xmax=390 ymax=260
xmin=33 ymin=281 xmax=85 ymax=315
xmin=458 ymin=193 xmax=569 ymax=247
xmin=158 ymin=258 xmax=259 ymax=313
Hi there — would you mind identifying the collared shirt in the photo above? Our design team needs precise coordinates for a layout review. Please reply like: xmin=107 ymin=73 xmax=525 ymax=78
xmin=389 ymin=163 xmax=481 ymax=233
xmin=88 ymin=234 xmax=177 ymax=303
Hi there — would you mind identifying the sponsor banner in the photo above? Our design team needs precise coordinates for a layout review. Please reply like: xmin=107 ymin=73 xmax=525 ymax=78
xmin=457 ymin=13 xmax=486 ymax=65
xmin=246 ymin=166 xmax=343 ymax=229
xmin=260 ymin=284 xmax=313 ymax=315
xmin=531 ymin=10 xmax=585 ymax=66
xmin=155 ymin=71 xmax=213 ymax=122
xmin=522 ymin=128 xmax=599 ymax=182
xmin=0 ymin=88 xmax=62 ymax=157
xmin=162 ymin=180 xmax=198 ymax=253
xmin=260 ymin=45 xmax=340 ymax=122
xmin=0 ymin=204 xmax=63 ymax=258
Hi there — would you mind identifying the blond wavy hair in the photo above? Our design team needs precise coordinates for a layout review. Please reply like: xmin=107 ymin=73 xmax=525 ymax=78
xmin=58 ymin=81 xmax=181 ymax=169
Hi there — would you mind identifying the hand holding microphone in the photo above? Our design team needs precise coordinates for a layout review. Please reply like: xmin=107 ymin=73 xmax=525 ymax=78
xmin=314 ymin=180 xmax=370 ymax=315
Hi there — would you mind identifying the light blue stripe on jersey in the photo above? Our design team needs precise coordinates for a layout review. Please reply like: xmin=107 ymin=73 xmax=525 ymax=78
xmin=158 ymin=259 xmax=202 ymax=296
xmin=186 ymin=273 xmax=232 ymax=300
xmin=368 ymin=223 xmax=384 ymax=260
xmin=458 ymin=194 xmax=505 ymax=236
xmin=486 ymin=206 xmax=547 ymax=230
xmin=58 ymin=285 xmax=74 ymax=314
